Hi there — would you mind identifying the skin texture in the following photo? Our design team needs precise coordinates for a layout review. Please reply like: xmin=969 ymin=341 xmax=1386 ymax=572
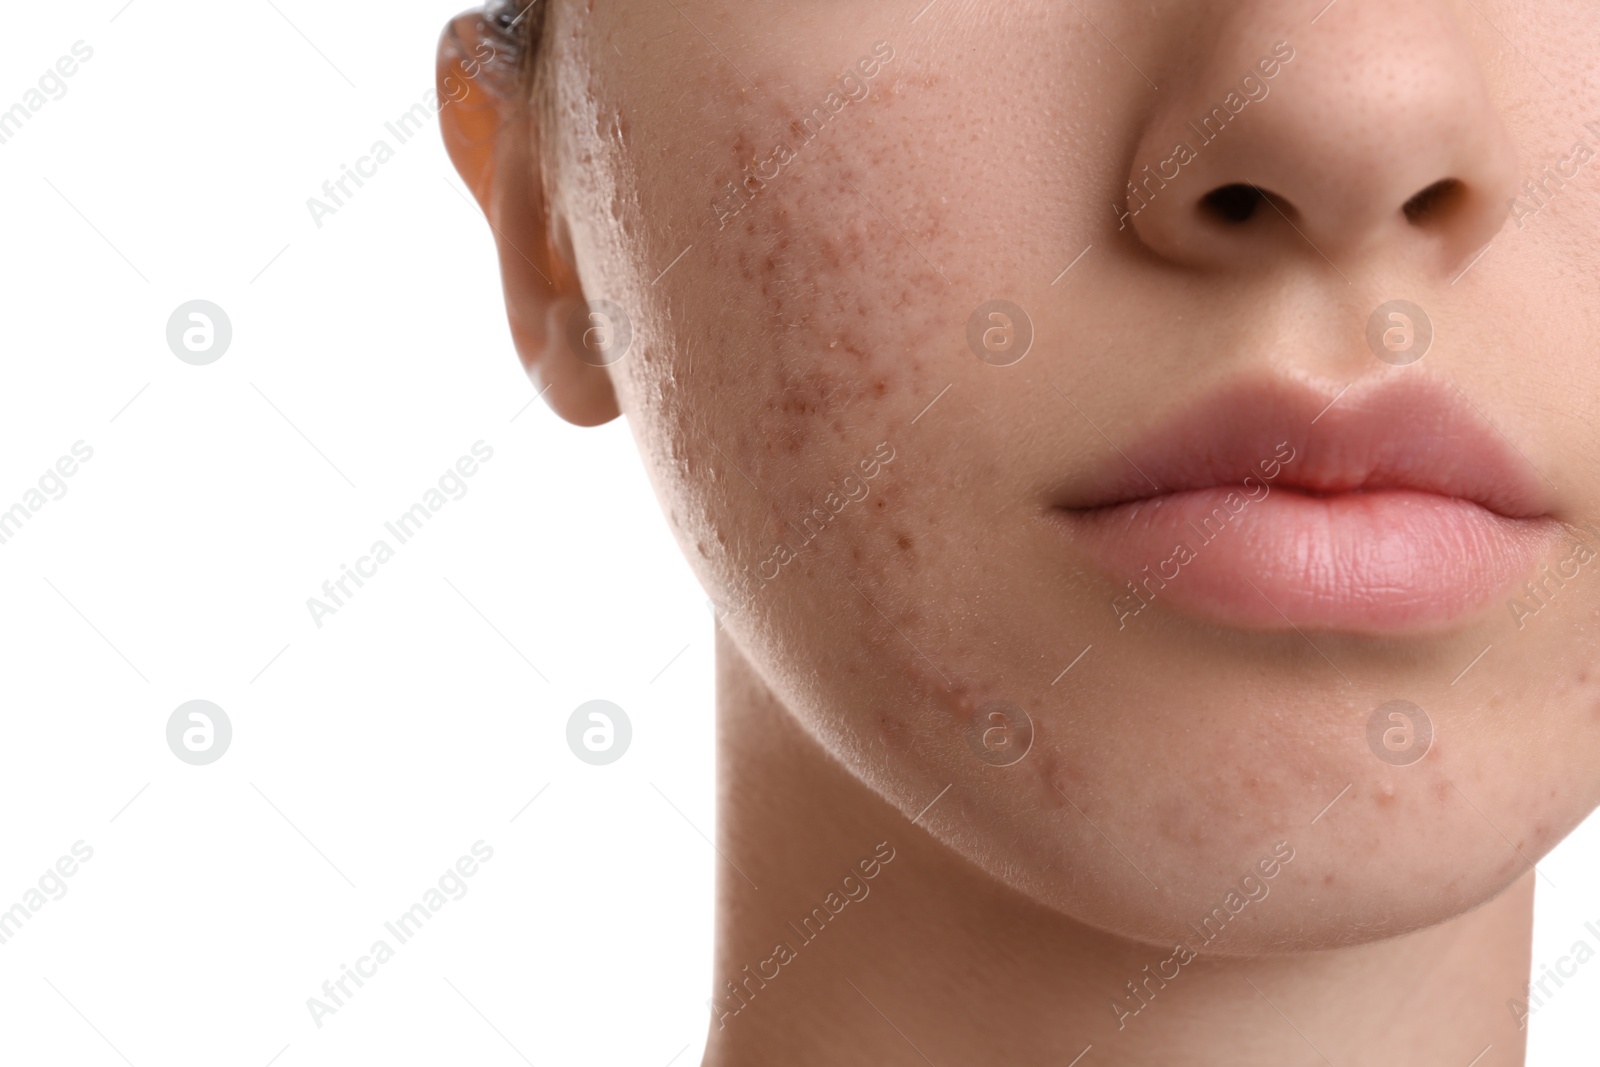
xmin=441 ymin=1 xmax=1600 ymax=1062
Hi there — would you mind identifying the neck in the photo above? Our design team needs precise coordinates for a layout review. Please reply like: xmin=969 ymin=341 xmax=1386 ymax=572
xmin=701 ymin=632 xmax=1534 ymax=1066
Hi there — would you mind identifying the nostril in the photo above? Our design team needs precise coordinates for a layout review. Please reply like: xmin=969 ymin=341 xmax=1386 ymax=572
xmin=1199 ymin=184 xmax=1268 ymax=223
xmin=1402 ymin=178 xmax=1466 ymax=224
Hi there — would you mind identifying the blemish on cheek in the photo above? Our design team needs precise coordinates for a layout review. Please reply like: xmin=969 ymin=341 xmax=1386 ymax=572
xmin=1376 ymin=783 xmax=1397 ymax=807
xmin=1152 ymin=797 xmax=1210 ymax=848
xmin=878 ymin=711 xmax=916 ymax=753
xmin=945 ymin=684 xmax=980 ymax=730
xmin=1041 ymin=758 xmax=1090 ymax=811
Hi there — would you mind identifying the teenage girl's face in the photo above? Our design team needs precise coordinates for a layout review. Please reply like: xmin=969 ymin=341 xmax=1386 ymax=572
xmin=505 ymin=0 xmax=1600 ymax=950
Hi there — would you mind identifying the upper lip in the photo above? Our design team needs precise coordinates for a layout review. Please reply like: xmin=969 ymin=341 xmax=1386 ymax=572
xmin=1053 ymin=377 xmax=1553 ymax=520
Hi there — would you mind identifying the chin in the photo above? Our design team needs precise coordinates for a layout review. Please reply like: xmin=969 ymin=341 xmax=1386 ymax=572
xmin=758 ymin=601 xmax=1593 ymax=956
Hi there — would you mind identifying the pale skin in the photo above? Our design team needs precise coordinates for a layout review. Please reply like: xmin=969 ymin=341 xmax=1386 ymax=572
xmin=440 ymin=2 xmax=1600 ymax=1063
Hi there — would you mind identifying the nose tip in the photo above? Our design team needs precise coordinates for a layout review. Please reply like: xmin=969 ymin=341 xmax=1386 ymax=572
xmin=1120 ymin=10 xmax=1519 ymax=275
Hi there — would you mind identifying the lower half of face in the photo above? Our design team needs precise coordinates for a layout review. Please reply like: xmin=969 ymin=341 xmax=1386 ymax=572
xmin=554 ymin=0 xmax=1600 ymax=951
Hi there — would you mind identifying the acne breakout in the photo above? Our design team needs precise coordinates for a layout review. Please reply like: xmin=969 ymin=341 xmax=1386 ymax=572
xmin=725 ymin=441 xmax=897 ymax=617
xmin=712 ymin=41 xmax=896 ymax=229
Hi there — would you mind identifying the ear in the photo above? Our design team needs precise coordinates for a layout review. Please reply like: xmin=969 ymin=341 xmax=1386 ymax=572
xmin=438 ymin=9 xmax=621 ymax=427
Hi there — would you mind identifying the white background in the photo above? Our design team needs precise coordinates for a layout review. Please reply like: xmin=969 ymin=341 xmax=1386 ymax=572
xmin=0 ymin=2 xmax=1594 ymax=1065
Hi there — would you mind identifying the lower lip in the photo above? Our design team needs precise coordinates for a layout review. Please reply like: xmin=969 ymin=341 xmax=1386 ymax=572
xmin=1058 ymin=487 xmax=1560 ymax=633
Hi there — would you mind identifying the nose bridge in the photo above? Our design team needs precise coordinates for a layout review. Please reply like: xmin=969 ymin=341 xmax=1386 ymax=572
xmin=1121 ymin=1 xmax=1518 ymax=273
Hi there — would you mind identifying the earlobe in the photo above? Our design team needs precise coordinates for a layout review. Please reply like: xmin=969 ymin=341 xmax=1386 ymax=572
xmin=437 ymin=8 xmax=622 ymax=427
xmin=533 ymin=294 xmax=629 ymax=427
